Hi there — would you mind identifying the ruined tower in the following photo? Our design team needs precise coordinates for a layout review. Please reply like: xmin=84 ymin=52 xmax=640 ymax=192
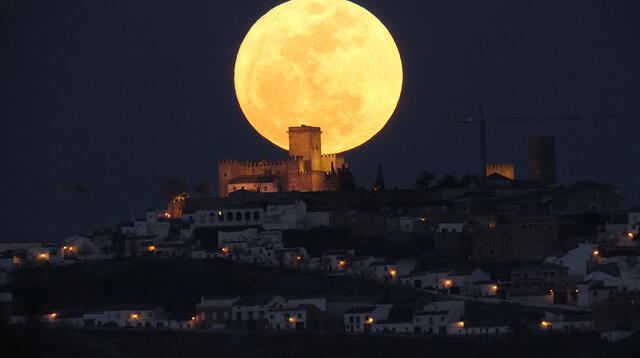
xmin=528 ymin=137 xmax=556 ymax=184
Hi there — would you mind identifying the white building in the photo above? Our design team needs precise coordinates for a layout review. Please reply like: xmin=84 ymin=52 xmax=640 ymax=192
xmin=544 ymin=243 xmax=599 ymax=276
xmin=372 ymin=319 xmax=414 ymax=335
xmin=413 ymin=300 xmax=465 ymax=335
xmin=267 ymin=308 xmax=308 ymax=330
xmin=370 ymin=259 xmax=415 ymax=283
xmin=231 ymin=295 xmax=285 ymax=322
xmin=539 ymin=311 xmax=594 ymax=333
xmin=82 ymin=305 xmax=168 ymax=329
xmin=344 ymin=304 xmax=393 ymax=334
xmin=447 ymin=320 xmax=512 ymax=336
xmin=444 ymin=268 xmax=492 ymax=296
xmin=437 ymin=223 xmax=466 ymax=233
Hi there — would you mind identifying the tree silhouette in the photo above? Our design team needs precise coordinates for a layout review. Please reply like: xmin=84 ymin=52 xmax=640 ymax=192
xmin=193 ymin=180 xmax=215 ymax=197
xmin=164 ymin=178 xmax=186 ymax=202
xmin=414 ymin=170 xmax=436 ymax=190
xmin=438 ymin=174 xmax=459 ymax=188
xmin=326 ymin=164 xmax=356 ymax=191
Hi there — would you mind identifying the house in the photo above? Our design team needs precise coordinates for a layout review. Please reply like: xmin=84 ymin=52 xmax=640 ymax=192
xmin=321 ymin=250 xmax=355 ymax=272
xmin=576 ymin=281 xmax=618 ymax=308
xmin=372 ymin=318 xmax=414 ymax=335
xmin=231 ymin=295 xmax=286 ymax=330
xmin=447 ymin=318 xmax=512 ymax=336
xmin=470 ymin=218 xmax=559 ymax=264
xmin=344 ymin=304 xmax=393 ymax=334
xmin=218 ymin=228 xmax=258 ymax=256
xmin=263 ymin=200 xmax=308 ymax=230
xmin=63 ymin=235 xmax=110 ymax=261
xmin=195 ymin=296 xmax=238 ymax=329
xmin=443 ymin=267 xmax=491 ymax=295
xmin=413 ymin=301 xmax=465 ymax=336
xmin=370 ymin=259 xmax=415 ymax=283
xmin=502 ymin=264 xmax=571 ymax=304
xmin=267 ymin=307 xmax=308 ymax=330
xmin=539 ymin=311 xmax=594 ymax=333
xmin=413 ymin=310 xmax=450 ymax=335
xmin=347 ymin=256 xmax=380 ymax=277
xmin=82 ymin=304 xmax=168 ymax=329
xmin=473 ymin=281 xmax=499 ymax=297
xmin=273 ymin=247 xmax=308 ymax=269
xmin=544 ymin=243 xmax=599 ymax=276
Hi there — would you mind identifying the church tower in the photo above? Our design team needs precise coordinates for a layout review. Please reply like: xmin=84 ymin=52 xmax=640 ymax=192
xmin=373 ymin=163 xmax=385 ymax=191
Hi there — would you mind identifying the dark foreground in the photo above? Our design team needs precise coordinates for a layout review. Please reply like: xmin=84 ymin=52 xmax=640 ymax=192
xmin=4 ymin=326 xmax=639 ymax=358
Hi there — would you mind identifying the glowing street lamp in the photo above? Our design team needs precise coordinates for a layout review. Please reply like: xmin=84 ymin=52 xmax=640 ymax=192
xmin=338 ymin=260 xmax=347 ymax=268
xmin=492 ymin=285 xmax=498 ymax=291
xmin=221 ymin=247 xmax=230 ymax=254
xmin=366 ymin=317 xmax=374 ymax=324
xmin=389 ymin=270 xmax=397 ymax=278
xmin=628 ymin=232 xmax=635 ymax=239
xmin=444 ymin=280 xmax=453 ymax=287
xmin=130 ymin=314 xmax=139 ymax=320
xmin=457 ymin=321 xmax=465 ymax=328
xmin=288 ymin=317 xmax=297 ymax=323
xmin=147 ymin=246 xmax=156 ymax=252
xmin=593 ymin=249 xmax=599 ymax=256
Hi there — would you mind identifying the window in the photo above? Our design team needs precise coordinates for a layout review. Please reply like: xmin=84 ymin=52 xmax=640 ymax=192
xmin=254 ymin=211 xmax=260 ymax=220
xmin=227 ymin=212 xmax=234 ymax=221
xmin=349 ymin=316 xmax=354 ymax=323
xmin=236 ymin=212 xmax=242 ymax=221
xmin=245 ymin=212 xmax=251 ymax=221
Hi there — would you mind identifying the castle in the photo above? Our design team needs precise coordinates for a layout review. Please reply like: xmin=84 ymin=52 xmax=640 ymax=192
xmin=218 ymin=125 xmax=346 ymax=197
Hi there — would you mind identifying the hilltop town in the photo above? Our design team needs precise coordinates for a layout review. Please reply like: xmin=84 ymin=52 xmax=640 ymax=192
xmin=2 ymin=129 xmax=639 ymax=347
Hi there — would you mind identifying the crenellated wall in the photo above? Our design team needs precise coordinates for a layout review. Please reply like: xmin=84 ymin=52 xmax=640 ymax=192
xmin=486 ymin=162 xmax=515 ymax=180
xmin=217 ymin=126 xmax=346 ymax=197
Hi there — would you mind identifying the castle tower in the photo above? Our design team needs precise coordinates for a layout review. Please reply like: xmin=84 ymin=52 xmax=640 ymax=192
xmin=486 ymin=162 xmax=515 ymax=180
xmin=288 ymin=125 xmax=322 ymax=172
xmin=528 ymin=137 xmax=556 ymax=184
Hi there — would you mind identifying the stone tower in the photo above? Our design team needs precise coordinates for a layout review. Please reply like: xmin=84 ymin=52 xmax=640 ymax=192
xmin=288 ymin=125 xmax=322 ymax=172
xmin=528 ymin=137 xmax=556 ymax=184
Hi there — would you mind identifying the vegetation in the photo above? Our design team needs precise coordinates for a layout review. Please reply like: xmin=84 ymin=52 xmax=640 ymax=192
xmin=4 ymin=259 xmax=433 ymax=319
xmin=4 ymin=327 xmax=639 ymax=358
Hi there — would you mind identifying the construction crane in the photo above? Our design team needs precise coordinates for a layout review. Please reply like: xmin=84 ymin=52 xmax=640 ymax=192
xmin=452 ymin=107 xmax=629 ymax=177
xmin=56 ymin=185 xmax=88 ymax=234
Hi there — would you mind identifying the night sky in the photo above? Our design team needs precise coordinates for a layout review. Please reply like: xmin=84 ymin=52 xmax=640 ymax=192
xmin=2 ymin=0 xmax=639 ymax=241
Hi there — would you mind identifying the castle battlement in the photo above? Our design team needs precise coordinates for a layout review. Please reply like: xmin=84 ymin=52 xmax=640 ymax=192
xmin=218 ymin=125 xmax=346 ymax=196
xmin=219 ymin=159 xmax=287 ymax=167
xmin=486 ymin=162 xmax=515 ymax=179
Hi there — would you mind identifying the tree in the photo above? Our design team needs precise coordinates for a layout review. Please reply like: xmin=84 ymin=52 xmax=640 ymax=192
xmin=164 ymin=177 xmax=186 ymax=202
xmin=438 ymin=174 xmax=459 ymax=188
xmin=414 ymin=170 xmax=436 ymax=190
xmin=193 ymin=180 xmax=215 ymax=197
xmin=458 ymin=174 xmax=479 ymax=188
xmin=326 ymin=164 xmax=356 ymax=191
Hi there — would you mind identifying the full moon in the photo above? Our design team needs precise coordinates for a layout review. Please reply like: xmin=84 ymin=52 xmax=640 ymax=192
xmin=234 ymin=0 xmax=403 ymax=154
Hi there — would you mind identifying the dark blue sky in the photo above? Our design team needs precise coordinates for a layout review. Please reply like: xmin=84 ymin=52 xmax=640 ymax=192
xmin=1 ymin=0 xmax=639 ymax=241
